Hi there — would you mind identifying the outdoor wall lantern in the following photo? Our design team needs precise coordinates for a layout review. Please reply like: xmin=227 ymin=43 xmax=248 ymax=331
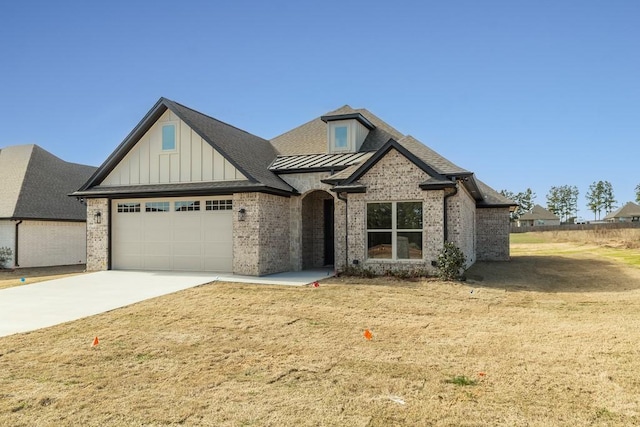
xmin=94 ymin=211 xmax=102 ymax=224
xmin=238 ymin=208 xmax=246 ymax=222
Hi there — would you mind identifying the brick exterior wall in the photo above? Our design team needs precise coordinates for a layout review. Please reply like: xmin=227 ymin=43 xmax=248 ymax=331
xmin=233 ymin=192 xmax=290 ymax=275
xmin=86 ymin=198 xmax=109 ymax=271
xmin=346 ymin=148 xmax=446 ymax=275
xmin=476 ymin=207 xmax=511 ymax=260
xmin=446 ymin=185 xmax=477 ymax=267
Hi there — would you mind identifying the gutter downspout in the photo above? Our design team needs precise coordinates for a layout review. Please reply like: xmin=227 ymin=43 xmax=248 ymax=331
xmin=336 ymin=192 xmax=348 ymax=269
xmin=443 ymin=180 xmax=458 ymax=243
xmin=14 ymin=220 xmax=23 ymax=267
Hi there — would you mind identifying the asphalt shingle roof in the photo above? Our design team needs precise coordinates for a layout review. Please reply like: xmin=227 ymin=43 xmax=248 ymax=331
xmin=603 ymin=201 xmax=640 ymax=220
xmin=270 ymin=105 xmax=404 ymax=155
xmin=77 ymin=99 xmax=515 ymax=208
xmin=0 ymin=144 xmax=96 ymax=220
xmin=519 ymin=204 xmax=559 ymax=220
xmin=76 ymin=98 xmax=294 ymax=196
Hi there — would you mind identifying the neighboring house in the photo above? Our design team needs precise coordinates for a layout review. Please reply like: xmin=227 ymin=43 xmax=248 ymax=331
xmin=603 ymin=202 xmax=640 ymax=222
xmin=516 ymin=204 xmax=561 ymax=227
xmin=73 ymin=98 xmax=516 ymax=276
xmin=0 ymin=144 xmax=96 ymax=268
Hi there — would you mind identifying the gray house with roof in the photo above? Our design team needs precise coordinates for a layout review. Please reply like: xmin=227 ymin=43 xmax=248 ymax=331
xmin=74 ymin=98 xmax=515 ymax=276
xmin=517 ymin=204 xmax=561 ymax=227
xmin=604 ymin=202 xmax=640 ymax=222
xmin=0 ymin=144 xmax=96 ymax=268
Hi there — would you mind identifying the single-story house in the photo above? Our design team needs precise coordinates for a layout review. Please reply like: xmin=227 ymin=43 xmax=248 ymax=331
xmin=0 ymin=144 xmax=96 ymax=268
xmin=603 ymin=202 xmax=640 ymax=222
xmin=517 ymin=204 xmax=561 ymax=227
xmin=73 ymin=98 xmax=516 ymax=276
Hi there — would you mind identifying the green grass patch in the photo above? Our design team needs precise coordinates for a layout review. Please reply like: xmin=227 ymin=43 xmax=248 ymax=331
xmin=599 ymin=248 xmax=640 ymax=268
xmin=445 ymin=375 xmax=477 ymax=386
xmin=510 ymin=233 xmax=548 ymax=244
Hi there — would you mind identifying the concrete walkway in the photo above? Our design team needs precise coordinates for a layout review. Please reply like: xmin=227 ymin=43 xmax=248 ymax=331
xmin=0 ymin=269 xmax=334 ymax=337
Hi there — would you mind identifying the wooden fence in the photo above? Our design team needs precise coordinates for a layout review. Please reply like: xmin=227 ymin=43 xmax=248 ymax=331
xmin=510 ymin=221 xmax=640 ymax=233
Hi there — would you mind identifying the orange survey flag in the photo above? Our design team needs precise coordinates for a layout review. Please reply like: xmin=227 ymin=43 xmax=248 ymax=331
xmin=363 ymin=329 xmax=372 ymax=340
xmin=92 ymin=336 xmax=99 ymax=347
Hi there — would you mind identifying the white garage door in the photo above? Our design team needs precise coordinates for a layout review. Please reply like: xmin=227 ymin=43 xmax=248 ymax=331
xmin=112 ymin=197 xmax=233 ymax=272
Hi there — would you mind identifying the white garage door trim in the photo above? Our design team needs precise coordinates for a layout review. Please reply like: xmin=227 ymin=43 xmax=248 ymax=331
xmin=112 ymin=196 xmax=233 ymax=272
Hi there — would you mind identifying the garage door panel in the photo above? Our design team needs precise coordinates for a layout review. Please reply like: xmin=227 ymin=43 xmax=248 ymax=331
xmin=204 ymin=256 xmax=232 ymax=272
xmin=115 ymin=254 xmax=143 ymax=270
xmin=144 ymin=242 xmax=172 ymax=256
xmin=173 ymin=256 xmax=204 ymax=271
xmin=173 ymin=242 xmax=202 ymax=256
xmin=144 ymin=256 xmax=173 ymax=270
xmin=112 ymin=198 xmax=233 ymax=272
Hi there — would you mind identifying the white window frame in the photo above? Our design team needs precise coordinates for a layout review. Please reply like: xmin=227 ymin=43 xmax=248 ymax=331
xmin=366 ymin=201 xmax=423 ymax=261
xmin=117 ymin=202 xmax=140 ymax=213
xmin=175 ymin=201 xmax=200 ymax=211
xmin=161 ymin=122 xmax=178 ymax=152
xmin=328 ymin=121 xmax=353 ymax=153
xmin=145 ymin=201 xmax=170 ymax=212
xmin=206 ymin=199 xmax=233 ymax=211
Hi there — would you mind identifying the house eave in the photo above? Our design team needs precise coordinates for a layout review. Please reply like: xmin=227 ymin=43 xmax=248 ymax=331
xmin=320 ymin=113 xmax=375 ymax=130
xmin=0 ymin=216 xmax=86 ymax=223
xmin=71 ymin=183 xmax=297 ymax=199
xmin=330 ymin=185 xmax=367 ymax=194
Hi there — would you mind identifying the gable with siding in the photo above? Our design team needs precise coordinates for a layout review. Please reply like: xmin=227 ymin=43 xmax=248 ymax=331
xmin=102 ymin=110 xmax=246 ymax=186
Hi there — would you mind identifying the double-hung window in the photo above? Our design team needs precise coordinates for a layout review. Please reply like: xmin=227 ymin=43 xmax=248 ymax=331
xmin=367 ymin=201 xmax=423 ymax=260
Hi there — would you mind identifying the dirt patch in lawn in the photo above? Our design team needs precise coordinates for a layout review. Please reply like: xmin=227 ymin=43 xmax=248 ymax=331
xmin=1 ymin=249 xmax=640 ymax=425
xmin=0 ymin=265 xmax=86 ymax=290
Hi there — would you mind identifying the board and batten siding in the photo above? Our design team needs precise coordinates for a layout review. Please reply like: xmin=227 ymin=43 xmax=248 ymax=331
xmin=102 ymin=110 xmax=246 ymax=186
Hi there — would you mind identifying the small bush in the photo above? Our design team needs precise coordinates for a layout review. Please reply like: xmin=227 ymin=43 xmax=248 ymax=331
xmin=436 ymin=242 xmax=466 ymax=281
xmin=384 ymin=268 xmax=431 ymax=280
xmin=0 ymin=247 xmax=13 ymax=269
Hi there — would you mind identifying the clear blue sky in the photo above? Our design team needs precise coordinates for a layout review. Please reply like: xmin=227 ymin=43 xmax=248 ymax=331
xmin=1 ymin=1 xmax=638 ymax=219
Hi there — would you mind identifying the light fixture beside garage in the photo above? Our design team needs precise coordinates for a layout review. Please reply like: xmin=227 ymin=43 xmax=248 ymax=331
xmin=238 ymin=208 xmax=246 ymax=221
xmin=94 ymin=211 xmax=102 ymax=224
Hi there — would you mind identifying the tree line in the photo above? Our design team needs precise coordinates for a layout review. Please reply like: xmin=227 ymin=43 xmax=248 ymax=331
xmin=501 ymin=181 xmax=640 ymax=223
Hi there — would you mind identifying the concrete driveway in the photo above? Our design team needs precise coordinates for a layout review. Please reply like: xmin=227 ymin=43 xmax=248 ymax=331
xmin=0 ymin=269 xmax=335 ymax=338
xmin=0 ymin=271 xmax=219 ymax=337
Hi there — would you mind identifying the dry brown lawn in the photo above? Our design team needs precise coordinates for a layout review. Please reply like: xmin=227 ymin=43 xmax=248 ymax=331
xmin=0 ymin=265 xmax=86 ymax=290
xmin=1 ymin=234 xmax=640 ymax=426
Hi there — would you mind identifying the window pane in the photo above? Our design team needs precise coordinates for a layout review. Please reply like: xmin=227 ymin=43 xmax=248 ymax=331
xmin=175 ymin=201 xmax=200 ymax=211
xmin=117 ymin=203 xmax=140 ymax=213
xmin=397 ymin=202 xmax=422 ymax=229
xmin=367 ymin=232 xmax=392 ymax=259
xmin=397 ymin=232 xmax=422 ymax=259
xmin=162 ymin=124 xmax=176 ymax=150
xmin=367 ymin=203 xmax=392 ymax=229
xmin=145 ymin=202 xmax=169 ymax=212
xmin=206 ymin=200 xmax=233 ymax=211
xmin=334 ymin=126 xmax=348 ymax=148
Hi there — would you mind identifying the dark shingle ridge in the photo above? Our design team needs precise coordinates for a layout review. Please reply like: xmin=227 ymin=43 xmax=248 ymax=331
xmin=13 ymin=145 xmax=96 ymax=220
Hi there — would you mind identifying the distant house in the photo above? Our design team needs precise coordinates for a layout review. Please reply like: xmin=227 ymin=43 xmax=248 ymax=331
xmin=517 ymin=204 xmax=561 ymax=227
xmin=603 ymin=202 xmax=640 ymax=223
xmin=0 ymin=145 xmax=96 ymax=268
xmin=74 ymin=98 xmax=516 ymax=276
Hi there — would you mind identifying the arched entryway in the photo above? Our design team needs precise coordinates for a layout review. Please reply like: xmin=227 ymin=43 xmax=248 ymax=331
xmin=301 ymin=190 xmax=335 ymax=269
